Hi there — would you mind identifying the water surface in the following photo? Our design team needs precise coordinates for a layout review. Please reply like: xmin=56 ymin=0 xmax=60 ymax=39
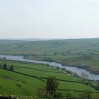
xmin=0 ymin=55 xmax=99 ymax=80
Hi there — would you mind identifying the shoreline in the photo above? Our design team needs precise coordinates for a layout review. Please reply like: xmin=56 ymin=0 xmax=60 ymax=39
xmin=24 ymin=56 xmax=99 ymax=75
xmin=0 ymin=54 xmax=99 ymax=80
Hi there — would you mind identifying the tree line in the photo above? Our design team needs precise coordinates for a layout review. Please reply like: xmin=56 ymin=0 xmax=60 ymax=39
xmin=2 ymin=63 xmax=14 ymax=71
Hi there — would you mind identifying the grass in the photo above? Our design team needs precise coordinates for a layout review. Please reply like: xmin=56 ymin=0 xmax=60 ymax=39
xmin=0 ymin=69 xmax=45 ymax=96
xmin=0 ymin=59 xmax=99 ymax=99
xmin=1 ymin=39 xmax=99 ymax=73
xmin=59 ymin=82 xmax=95 ymax=91
xmin=0 ymin=39 xmax=99 ymax=98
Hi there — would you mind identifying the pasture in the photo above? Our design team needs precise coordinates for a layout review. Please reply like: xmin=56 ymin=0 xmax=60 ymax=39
xmin=0 ymin=59 xmax=99 ymax=98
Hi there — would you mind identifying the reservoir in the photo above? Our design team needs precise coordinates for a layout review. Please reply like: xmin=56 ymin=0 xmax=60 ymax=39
xmin=0 ymin=55 xmax=99 ymax=80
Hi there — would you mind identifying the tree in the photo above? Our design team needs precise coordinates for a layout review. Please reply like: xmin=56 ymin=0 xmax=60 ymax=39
xmin=46 ymin=76 xmax=59 ymax=98
xmin=97 ymin=80 xmax=99 ymax=89
xmin=81 ymin=72 xmax=88 ymax=80
xmin=10 ymin=65 xmax=14 ymax=71
xmin=79 ymin=89 xmax=92 ymax=99
xmin=3 ymin=63 xmax=7 ymax=70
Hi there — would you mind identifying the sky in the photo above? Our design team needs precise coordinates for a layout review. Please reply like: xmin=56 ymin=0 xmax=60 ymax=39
xmin=0 ymin=0 xmax=99 ymax=39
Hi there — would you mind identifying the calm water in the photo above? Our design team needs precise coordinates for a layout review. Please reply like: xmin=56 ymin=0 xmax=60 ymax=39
xmin=0 ymin=55 xmax=99 ymax=80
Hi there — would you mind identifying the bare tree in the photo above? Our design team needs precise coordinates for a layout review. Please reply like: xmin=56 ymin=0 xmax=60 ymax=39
xmin=81 ymin=72 xmax=88 ymax=80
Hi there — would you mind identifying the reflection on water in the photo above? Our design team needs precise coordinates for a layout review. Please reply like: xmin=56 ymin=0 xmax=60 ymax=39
xmin=0 ymin=55 xmax=99 ymax=80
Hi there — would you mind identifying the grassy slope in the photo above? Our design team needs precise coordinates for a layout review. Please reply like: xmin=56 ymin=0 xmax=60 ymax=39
xmin=0 ymin=60 xmax=98 ymax=98
xmin=0 ymin=69 xmax=44 ymax=96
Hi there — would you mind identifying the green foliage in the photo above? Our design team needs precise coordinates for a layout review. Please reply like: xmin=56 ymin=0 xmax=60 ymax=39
xmin=97 ymin=81 xmax=99 ymax=88
xmin=32 ymin=95 xmax=38 ymax=99
xmin=56 ymin=92 xmax=64 ymax=99
xmin=79 ymin=89 xmax=93 ymax=99
xmin=66 ymin=91 xmax=73 ymax=98
xmin=9 ymin=64 xmax=14 ymax=71
xmin=3 ymin=63 xmax=7 ymax=70
xmin=46 ymin=76 xmax=59 ymax=98
xmin=92 ymin=94 xmax=99 ymax=99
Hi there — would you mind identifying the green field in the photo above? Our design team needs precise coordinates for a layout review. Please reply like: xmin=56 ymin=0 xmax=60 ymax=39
xmin=0 ymin=59 xmax=99 ymax=98
xmin=0 ymin=39 xmax=99 ymax=73
xmin=0 ymin=39 xmax=99 ymax=98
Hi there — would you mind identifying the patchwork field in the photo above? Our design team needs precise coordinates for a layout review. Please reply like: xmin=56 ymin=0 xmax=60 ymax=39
xmin=0 ymin=59 xmax=99 ymax=98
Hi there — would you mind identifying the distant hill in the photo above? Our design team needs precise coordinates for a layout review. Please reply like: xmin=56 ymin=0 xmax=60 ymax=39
xmin=0 ymin=38 xmax=99 ymax=73
xmin=0 ymin=38 xmax=52 ymax=41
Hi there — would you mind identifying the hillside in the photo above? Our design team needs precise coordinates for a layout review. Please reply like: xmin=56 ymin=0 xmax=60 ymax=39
xmin=0 ymin=38 xmax=99 ymax=73
xmin=0 ymin=59 xmax=99 ymax=99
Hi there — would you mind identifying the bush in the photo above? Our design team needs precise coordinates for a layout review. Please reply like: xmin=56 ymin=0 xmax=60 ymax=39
xmin=10 ymin=65 xmax=14 ymax=71
xmin=56 ymin=92 xmax=64 ymax=99
xmin=66 ymin=91 xmax=73 ymax=98
xmin=3 ymin=63 xmax=7 ymax=70
xmin=79 ymin=89 xmax=92 ymax=99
